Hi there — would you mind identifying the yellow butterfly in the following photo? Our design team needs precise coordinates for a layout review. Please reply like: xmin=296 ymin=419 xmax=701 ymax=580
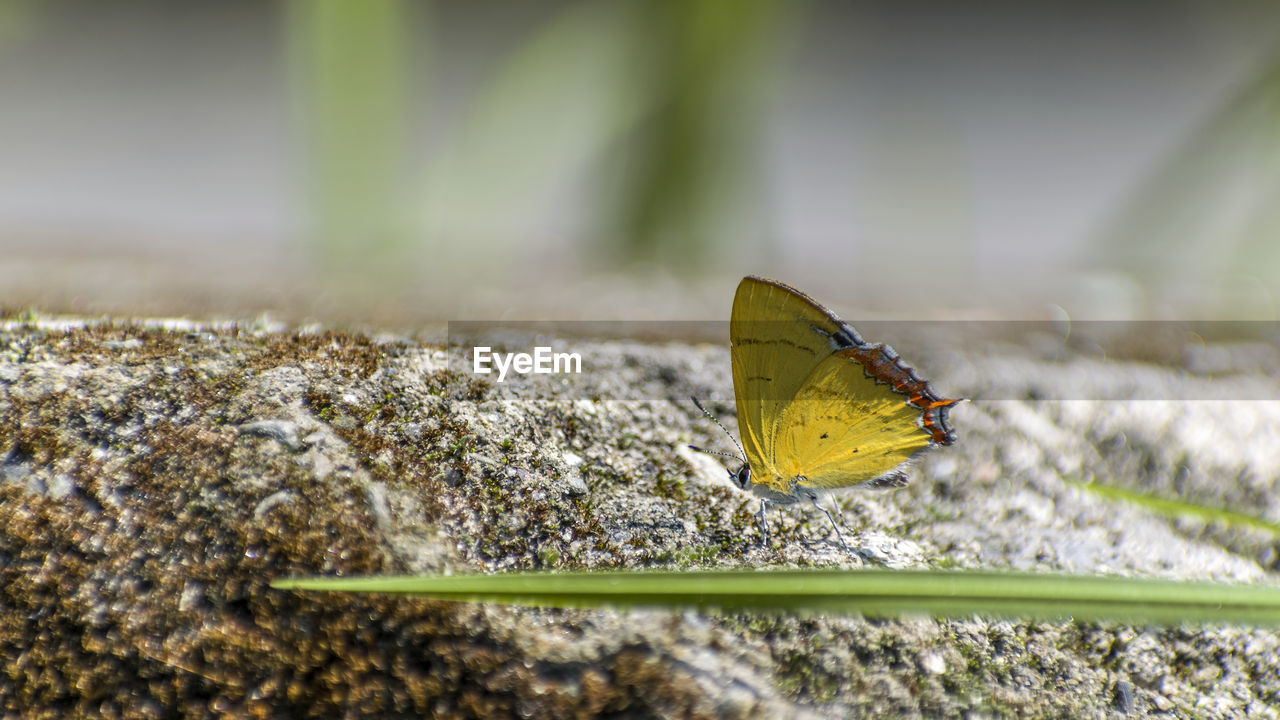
xmin=693 ymin=275 xmax=962 ymax=551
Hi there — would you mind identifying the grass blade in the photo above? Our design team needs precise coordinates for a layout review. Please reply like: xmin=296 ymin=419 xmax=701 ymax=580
xmin=1069 ymin=477 xmax=1280 ymax=537
xmin=272 ymin=568 xmax=1280 ymax=626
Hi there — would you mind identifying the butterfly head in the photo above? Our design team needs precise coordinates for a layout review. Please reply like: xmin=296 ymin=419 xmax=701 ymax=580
xmin=690 ymin=395 xmax=755 ymax=490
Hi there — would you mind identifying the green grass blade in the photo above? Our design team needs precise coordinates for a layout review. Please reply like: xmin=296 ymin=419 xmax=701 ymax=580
xmin=272 ymin=568 xmax=1280 ymax=626
xmin=1069 ymin=478 xmax=1280 ymax=536
xmin=288 ymin=0 xmax=411 ymax=282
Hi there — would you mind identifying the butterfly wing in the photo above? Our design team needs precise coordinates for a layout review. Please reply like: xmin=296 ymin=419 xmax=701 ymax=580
xmin=731 ymin=276 xmax=961 ymax=494
xmin=731 ymin=276 xmax=860 ymax=490
xmin=773 ymin=348 xmax=957 ymax=488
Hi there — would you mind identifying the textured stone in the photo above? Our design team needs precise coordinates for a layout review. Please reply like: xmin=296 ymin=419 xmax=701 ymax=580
xmin=1 ymin=318 xmax=1278 ymax=718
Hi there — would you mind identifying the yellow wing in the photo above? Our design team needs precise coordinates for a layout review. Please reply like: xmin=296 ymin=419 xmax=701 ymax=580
xmin=773 ymin=349 xmax=933 ymax=488
xmin=730 ymin=277 xmax=851 ymax=485
xmin=730 ymin=276 xmax=961 ymax=495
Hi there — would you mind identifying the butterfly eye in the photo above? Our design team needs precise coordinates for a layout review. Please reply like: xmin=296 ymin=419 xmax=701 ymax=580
xmin=733 ymin=464 xmax=751 ymax=489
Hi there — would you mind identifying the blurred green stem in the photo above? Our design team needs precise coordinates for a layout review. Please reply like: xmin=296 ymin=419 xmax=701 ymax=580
xmin=1091 ymin=50 xmax=1280 ymax=317
xmin=0 ymin=0 xmax=37 ymax=41
xmin=289 ymin=0 xmax=411 ymax=287
xmin=617 ymin=0 xmax=789 ymax=266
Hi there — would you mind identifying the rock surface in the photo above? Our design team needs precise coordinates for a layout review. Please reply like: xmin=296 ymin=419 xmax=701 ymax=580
xmin=2 ymin=314 xmax=1279 ymax=718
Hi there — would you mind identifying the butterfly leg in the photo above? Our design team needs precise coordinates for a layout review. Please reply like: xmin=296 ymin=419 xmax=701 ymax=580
xmin=754 ymin=500 xmax=771 ymax=547
xmin=810 ymin=497 xmax=850 ymax=554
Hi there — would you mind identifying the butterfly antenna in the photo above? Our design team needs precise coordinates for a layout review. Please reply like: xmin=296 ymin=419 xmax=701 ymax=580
xmin=687 ymin=446 xmax=743 ymax=462
xmin=689 ymin=396 xmax=747 ymax=464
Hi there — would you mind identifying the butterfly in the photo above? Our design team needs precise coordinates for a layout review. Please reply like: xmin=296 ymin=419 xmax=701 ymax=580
xmin=692 ymin=275 xmax=962 ymax=551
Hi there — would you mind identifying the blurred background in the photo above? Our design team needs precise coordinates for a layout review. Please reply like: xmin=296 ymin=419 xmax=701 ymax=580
xmin=1 ymin=1 xmax=1279 ymax=323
